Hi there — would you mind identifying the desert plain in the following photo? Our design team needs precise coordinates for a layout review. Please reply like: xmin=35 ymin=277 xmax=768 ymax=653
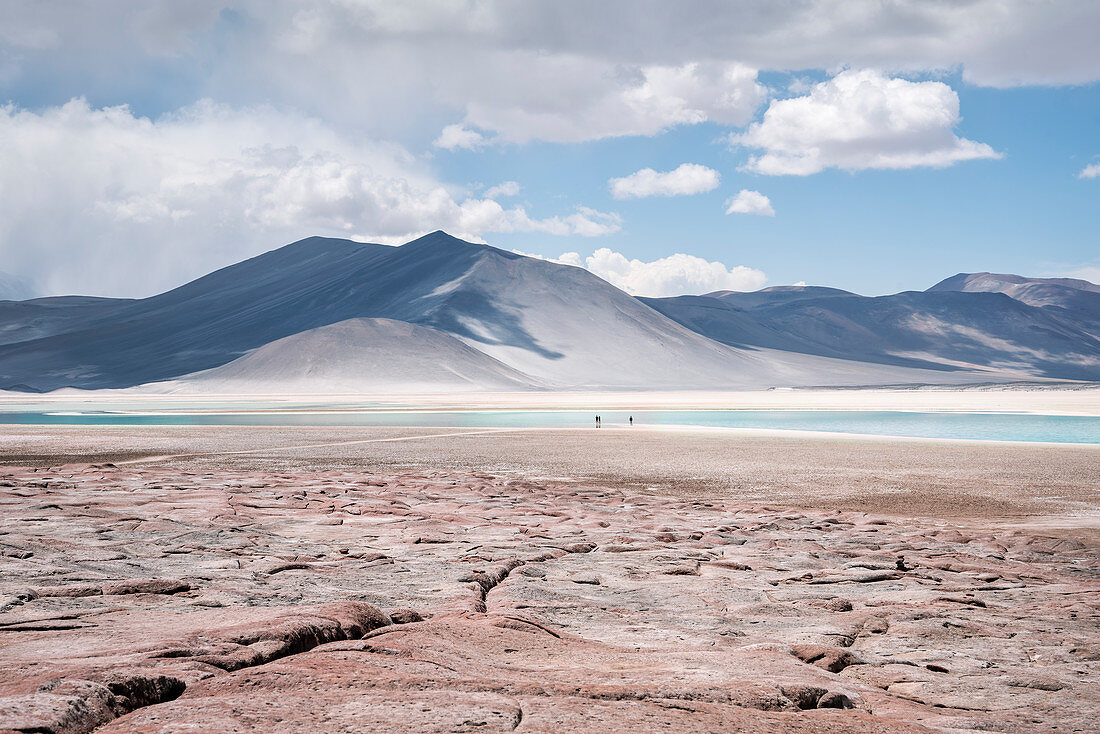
xmin=0 ymin=390 xmax=1097 ymax=733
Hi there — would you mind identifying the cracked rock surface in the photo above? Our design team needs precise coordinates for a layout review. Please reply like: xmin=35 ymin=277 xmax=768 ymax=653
xmin=0 ymin=463 xmax=1096 ymax=733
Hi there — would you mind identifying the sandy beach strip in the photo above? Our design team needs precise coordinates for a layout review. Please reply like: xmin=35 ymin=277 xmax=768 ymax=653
xmin=4 ymin=386 xmax=1100 ymax=416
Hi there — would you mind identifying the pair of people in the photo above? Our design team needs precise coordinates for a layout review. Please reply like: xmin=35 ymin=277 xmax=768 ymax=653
xmin=595 ymin=415 xmax=633 ymax=426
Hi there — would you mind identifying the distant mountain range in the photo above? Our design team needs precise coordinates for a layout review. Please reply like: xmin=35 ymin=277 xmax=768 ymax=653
xmin=643 ymin=273 xmax=1100 ymax=382
xmin=0 ymin=232 xmax=1096 ymax=392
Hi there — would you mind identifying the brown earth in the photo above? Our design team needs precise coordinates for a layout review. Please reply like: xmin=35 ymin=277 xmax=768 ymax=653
xmin=0 ymin=428 xmax=1098 ymax=733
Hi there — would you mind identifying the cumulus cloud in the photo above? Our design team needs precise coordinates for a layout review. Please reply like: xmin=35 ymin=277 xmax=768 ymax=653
xmin=1079 ymin=163 xmax=1100 ymax=179
xmin=583 ymin=249 xmax=766 ymax=296
xmin=725 ymin=190 xmax=775 ymax=216
xmin=563 ymin=207 xmax=623 ymax=237
xmin=609 ymin=163 xmax=720 ymax=199
xmin=432 ymin=123 xmax=488 ymax=150
xmin=733 ymin=70 xmax=1002 ymax=175
xmin=519 ymin=248 xmax=766 ymax=297
xmin=458 ymin=201 xmax=621 ymax=238
xmin=484 ymin=181 xmax=521 ymax=198
xmin=453 ymin=60 xmax=766 ymax=143
xmin=0 ymin=99 xmax=618 ymax=297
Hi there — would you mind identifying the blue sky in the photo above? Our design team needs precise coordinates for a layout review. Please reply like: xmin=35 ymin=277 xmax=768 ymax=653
xmin=1 ymin=1 xmax=1097 ymax=298
xmin=444 ymin=77 xmax=1100 ymax=295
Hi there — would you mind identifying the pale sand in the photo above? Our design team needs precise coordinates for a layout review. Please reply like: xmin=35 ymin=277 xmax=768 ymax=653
xmin=4 ymin=385 xmax=1100 ymax=414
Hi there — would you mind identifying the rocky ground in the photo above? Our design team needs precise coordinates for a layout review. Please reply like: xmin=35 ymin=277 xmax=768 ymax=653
xmin=0 ymin=461 xmax=1097 ymax=733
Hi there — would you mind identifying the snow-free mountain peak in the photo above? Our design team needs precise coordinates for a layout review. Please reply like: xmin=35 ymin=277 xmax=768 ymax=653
xmin=926 ymin=271 xmax=1100 ymax=319
xmin=0 ymin=231 xmax=842 ymax=391
xmin=645 ymin=273 xmax=1100 ymax=380
xmin=929 ymin=272 xmax=1100 ymax=295
xmin=1 ymin=233 xmax=1095 ymax=392
xmin=701 ymin=285 xmax=859 ymax=311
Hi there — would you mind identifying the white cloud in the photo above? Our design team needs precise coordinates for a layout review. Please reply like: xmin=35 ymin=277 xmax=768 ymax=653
xmin=733 ymin=70 xmax=1002 ymax=175
xmin=1079 ymin=163 xmax=1100 ymax=179
xmin=553 ymin=252 xmax=584 ymax=268
xmin=2 ymin=2 xmax=1100 ymax=149
xmin=563 ymin=207 xmax=623 ymax=237
xmin=520 ymin=248 xmax=766 ymax=297
xmin=457 ymin=201 xmax=621 ymax=238
xmin=0 ymin=99 xmax=617 ymax=297
xmin=432 ymin=123 xmax=487 ymax=150
xmin=609 ymin=163 xmax=720 ymax=200
xmin=484 ymin=180 xmax=520 ymax=198
xmin=725 ymin=189 xmax=775 ymax=216
xmin=584 ymin=249 xmax=766 ymax=297
xmin=454 ymin=60 xmax=766 ymax=143
xmin=787 ymin=77 xmax=815 ymax=95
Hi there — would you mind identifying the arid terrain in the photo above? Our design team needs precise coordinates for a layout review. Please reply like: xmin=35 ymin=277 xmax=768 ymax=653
xmin=0 ymin=425 xmax=1097 ymax=733
xmin=5 ymin=1 xmax=1100 ymax=732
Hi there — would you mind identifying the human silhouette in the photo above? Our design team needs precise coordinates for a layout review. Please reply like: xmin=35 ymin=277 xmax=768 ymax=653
xmin=629 ymin=415 xmax=633 ymax=426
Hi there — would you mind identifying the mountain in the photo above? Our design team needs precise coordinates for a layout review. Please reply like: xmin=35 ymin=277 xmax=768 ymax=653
xmin=1 ymin=235 xmax=1092 ymax=393
xmin=0 ymin=296 xmax=133 ymax=348
xmin=176 ymin=318 xmax=539 ymax=393
xmin=0 ymin=231 xmax=934 ymax=392
xmin=705 ymin=285 xmax=859 ymax=310
xmin=928 ymin=272 xmax=1100 ymax=338
xmin=0 ymin=232 xmax=726 ymax=390
xmin=644 ymin=280 xmax=1100 ymax=381
xmin=929 ymin=272 xmax=1100 ymax=302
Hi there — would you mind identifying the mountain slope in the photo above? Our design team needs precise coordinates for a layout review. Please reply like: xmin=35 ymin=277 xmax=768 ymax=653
xmin=929 ymin=272 xmax=1100 ymax=301
xmin=0 ymin=237 xmax=398 ymax=389
xmin=645 ymin=285 xmax=1100 ymax=380
xmin=176 ymin=318 xmax=540 ymax=393
xmin=0 ymin=232 xmax=771 ymax=390
xmin=928 ymin=272 xmax=1100 ymax=337
xmin=0 ymin=231 xmax=1000 ymax=392
xmin=705 ymin=285 xmax=859 ymax=310
xmin=0 ymin=296 xmax=132 ymax=348
xmin=2 ymin=233 xmax=1090 ymax=392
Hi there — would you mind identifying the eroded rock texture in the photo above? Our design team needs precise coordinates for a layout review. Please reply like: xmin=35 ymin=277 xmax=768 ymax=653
xmin=0 ymin=464 xmax=1096 ymax=732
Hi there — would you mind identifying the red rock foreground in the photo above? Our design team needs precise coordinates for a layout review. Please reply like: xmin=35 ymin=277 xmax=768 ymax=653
xmin=0 ymin=464 xmax=1096 ymax=733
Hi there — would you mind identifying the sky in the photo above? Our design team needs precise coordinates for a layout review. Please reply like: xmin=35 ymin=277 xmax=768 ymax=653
xmin=1 ymin=0 xmax=1098 ymax=299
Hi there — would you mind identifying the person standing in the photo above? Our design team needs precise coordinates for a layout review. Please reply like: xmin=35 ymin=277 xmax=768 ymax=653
xmin=629 ymin=415 xmax=633 ymax=426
